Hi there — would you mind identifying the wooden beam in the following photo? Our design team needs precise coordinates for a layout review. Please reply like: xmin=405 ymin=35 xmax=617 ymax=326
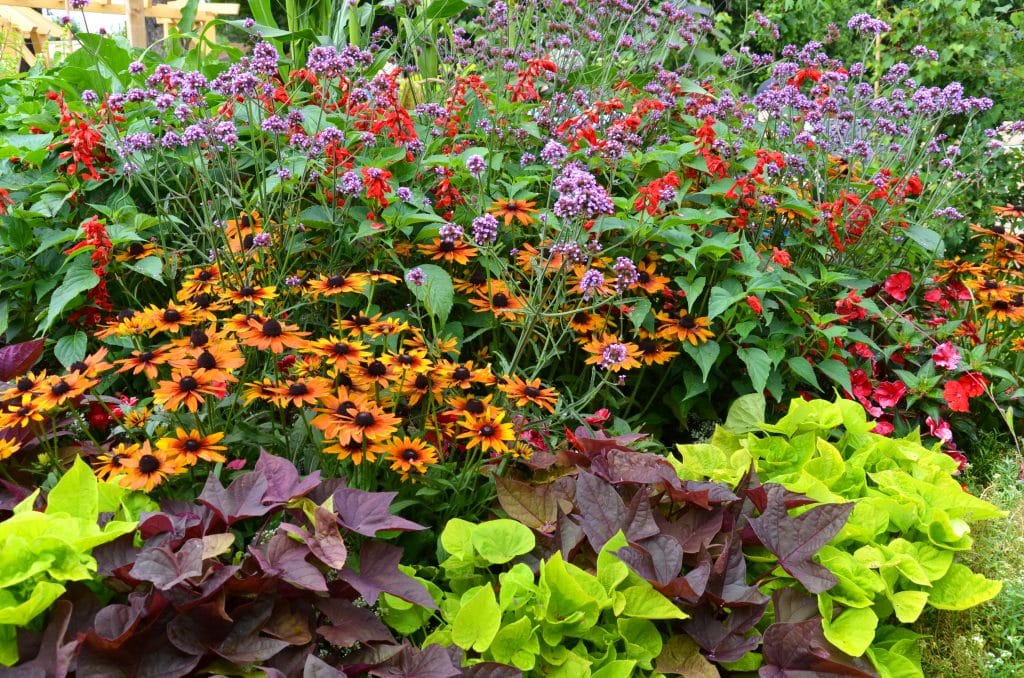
xmin=0 ymin=0 xmax=239 ymax=19
xmin=124 ymin=0 xmax=146 ymax=47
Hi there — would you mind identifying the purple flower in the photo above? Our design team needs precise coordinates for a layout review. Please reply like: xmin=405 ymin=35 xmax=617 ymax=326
xmin=466 ymin=154 xmax=486 ymax=177
xmin=261 ymin=115 xmax=289 ymax=134
xmin=252 ymin=232 xmax=272 ymax=247
xmin=552 ymin=163 xmax=614 ymax=220
xmin=471 ymin=214 xmax=499 ymax=245
xmin=847 ymin=13 xmax=890 ymax=35
xmin=540 ymin=140 xmax=567 ymax=166
xmin=439 ymin=222 xmax=464 ymax=240
xmin=277 ymin=168 xmax=292 ymax=180
xmin=579 ymin=268 xmax=605 ymax=300
xmin=612 ymin=257 xmax=639 ymax=293
xmin=81 ymin=90 xmax=97 ymax=105
xmin=405 ymin=267 xmax=426 ymax=287
xmin=396 ymin=187 xmax=413 ymax=201
xmin=285 ymin=276 xmax=303 ymax=287
xmin=243 ymin=17 xmax=256 ymax=28
xmin=339 ymin=171 xmax=362 ymax=195
xmin=600 ymin=343 xmax=629 ymax=370
xmin=70 ymin=0 xmax=89 ymax=8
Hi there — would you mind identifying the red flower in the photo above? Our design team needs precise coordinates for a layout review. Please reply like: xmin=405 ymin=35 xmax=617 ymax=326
xmin=872 ymin=381 xmax=906 ymax=409
xmin=943 ymin=372 xmax=987 ymax=413
xmin=361 ymin=167 xmax=393 ymax=208
xmin=883 ymin=271 xmax=913 ymax=302
xmin=770 ymin=247 xmax=792 ymax=268
xmin=87 ymin=402 xmax=112 ymax=430
xmin=836 ymin=290 xmax=867 ymax=323
xmin=932 ymin=342 xmax=961 ymax=370
xmin=925 ymin=416 xmax=953 ymax=444
xmin=745 ymin=295 xmax=763 ymax=314
xmin=584 ymin=408 xmax=611 ymax=427
xmin=871 ymin=419 xmax=894 ymax=435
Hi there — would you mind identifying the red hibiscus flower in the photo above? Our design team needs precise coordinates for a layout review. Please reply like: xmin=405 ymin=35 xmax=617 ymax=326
xmin=873 ymin=381 xmax=907 ymax=409
xmin=883 ymin=271 xmax=912 ymax=302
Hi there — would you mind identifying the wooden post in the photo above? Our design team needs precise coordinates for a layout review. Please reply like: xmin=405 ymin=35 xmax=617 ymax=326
xmin=125 ymin=0 xmax=146 ymax=47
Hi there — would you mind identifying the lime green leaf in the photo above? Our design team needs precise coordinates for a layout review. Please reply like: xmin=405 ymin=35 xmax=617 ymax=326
xmin=489 ymin=616 xmax=538 ymax=670
xmin=470 ymin=519 xmax=535 ymax=564
xmin=440 ymin=518 xmax=475 ymax=560
xmin=46 ymin=457 xmax=98 ymax=522
xmin=724 ymin=393 xmax=766 ymax=434
xmin=927 ymin=564 xmax=1002 ymax=610
xmin=620 ymin=585 xmax=686 ymax=620
xmin=451 ymin=584 xmax=501 ymax=652
xmin=890 ymin=590 xmax=929 ymax=623
xmin=820 ymin=597 xmax=877 ymax=656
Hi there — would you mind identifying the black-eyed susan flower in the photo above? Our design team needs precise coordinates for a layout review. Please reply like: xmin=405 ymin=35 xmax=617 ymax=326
xmin=1 ymin=371 xmax=47 ymax=401
xmin=336 ymin=402 xmax=401 ymax=445
xmin=323 ymin=437 xmax=381 ymax=465
xmin=351 ymin=359 xmax=399 ymax=390
xmin=441 ymin=360 xmax=495 ymax=389
xmin=418 ymin=238 xmax=477 ymax=265
xmin=305 ymin=336 xmax=371 ymax=371
xmin=569 ymin=310 xmax=608 ymax=335
xmin=119 ymin=443 xmax=185 ymax=492
xmin=269 ymin=376 xmax=332 ymax=408
xmin=399 ymin=372 xmax=444 ymax=406
xmin=95 ymin=309 xmax=151 ymax=339
xmin=311 ymin=391 xmax=363 ymax=439
xmin=499 ymin=375 xmax=559 ymax=412
xmin=243 ymin=378 xmax=277 ymax=404
xmin=364 ymin=269 xmax=400 ymax=284
xmin=487 ymin=198 xmax=537 ymax=226
xmin=307 ymin=273 xmax=368 ymax=298
xmin=0 ymin=437 xmax=20 ymax=460
xmin=366 ymin=317 xmax=410 ymax=339
xmin=637 ymin=335 xmax=680 ymax=365
xmin=382 ymin=349 xmax=431 ymax=374
xmin=448 ymin=394 xmax=494 ymax=417
xmin=67 ymin=348 xmax=113 ymax=379
xmin=458 ymin=410 xmax=515 ymax=454
xmin=153 ymin=371 xmax=220 ymax=412
xmin=582 ymin=334 xmax=642 ymax=372
xmin=94 ymin=442 xmax=136 ymax=481
xmin=337 ymin=312 xmax=379 ymax=337
xmin=227 ymin=284 xmax=278 ymax=306
xmin=223 ymin=211 xmax=264 ymax=252
xmin=655 ymin=309 xmax=715 ymax=345
xmin=633 ymin=261 xmax=670 ymax=295
xmin=0 ymin=396 xmax=45 ymax=429
xmin=453 ymin=270 xmax=493 ymax=295
xmin=156 ymin=428 xmax=227 ymax=465
xmin=34 ymin=373 xmax=93 ymax=410
xmin=384 ymin=436 xmax=437 ymax=477
xmin=117 ymin=347 xmax=168 ymax=379
xmin=237 ymin=317 xmax=309 ymax=353
xmin=116 ymin=241 xmax=163 ymax=262
xmin=145 ymin=302 xmax=199 ymax=334
xmin=468 ymin=290 xmax=525 ymax=320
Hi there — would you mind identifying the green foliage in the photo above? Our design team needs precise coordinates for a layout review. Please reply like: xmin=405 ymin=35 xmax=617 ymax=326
xmin=0 ymin=457 xmax=142 ymax=665
xmin=674 ymin=396 xmax=1005 ymax=677
xmin=384 ymin=522 xmax=684 ymax=675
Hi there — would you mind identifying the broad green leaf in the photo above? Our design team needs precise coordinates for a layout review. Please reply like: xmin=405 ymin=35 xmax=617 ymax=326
xmin=819 ymin=600 xmax=877 ymax=656
xmin=890 ymin=590 xmax=929 ymax=623
xmin=592 ymin=660 xmax=637 ymax=678
xmin=425 ymin=0 xmax=468 ymax=19
xmin=787 ymin=356 xmax=821 ymax=390
xmin=451 ymin=584 xmax=501 ymax=652
xmin=597 ymin=532 xmax=631 ymax=595
xmin=927 ymin=564 xmax=1002 ymax=610
xmin=737 ymin=347 xmax=771 ymax=394
xmin=41 ymin=266 xmax=99 ymax=333
xmin=124 ymin=256 xmax=164 ymax=282
xmin=407 ymin=264 xmax=454 ymax=326
xmin=866 ymin=645 xmax=924 ymax=678
xmin=628 ymin=298 xmax=652 ymax=333
xmin=440 ymin=518 xmax=475 ymax=560
xmin=707 ymin=286 xmax=741 ymax=320
xmin=53 ymin=332 xmax=87 ymax=370
xmin=818 ymin=358 xmax=853 ymax=395
xmin=470 ymin=519 xmax=535 ymax=564
xmin=488 ymin=616 xmax=538 ymax=670
xmin=619 ymin=585 xmax=686 ymax=620
xmin=46 ymin=457 xmax=97 ymax=522
xmin=0 ymin=580 xmax=65 ymax=626
xmin=682 ymin=340 xmax=720 ymax=382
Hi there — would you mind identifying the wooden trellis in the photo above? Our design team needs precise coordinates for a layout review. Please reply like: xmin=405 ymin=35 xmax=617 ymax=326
xmin=0 ymin=6 xmax=62 ymax=67
xmin=0 ymin=0 xmax=239 ymax=48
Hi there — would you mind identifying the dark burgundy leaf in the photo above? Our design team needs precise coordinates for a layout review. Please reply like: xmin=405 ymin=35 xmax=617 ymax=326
xmin=574 ymin=472 xmax=627 ymax=551
xmin=129 ymin=538 xmax=204 ymax=590
xmin=92 ymin=534 xmax=140 ymax=578
xmin=215 ymin=600 xmax=292 ymax=663
xmin=655 ymin=506 xmax=726 ymax=554
xmin=747 ymin=484 xmax=818 ymax=514
xmin=250 ymin=532 xmax=328 ymax=592
xmin=78 ymin=633 xmax=203 ymax=678
xmin=461 ymin=663 xmax=523 ymax=677
xmin=316 ymin=599 xmax=395 ymax=647
xmin=341 ymin=541 xmax=435 ymax=608
xmin=570 ymin=427 xmax=648 ymax=456
xmin=0 ymin=339 xmax=44 ymax=381
xmin=747 ymin=485 xmax=853 ymax=594
xmin=0 ymin=479 xmax=32 ymax=512
xmin=760 ymin=618 xmax=878 ymax=677
xmin=254 ymin=450 xmax=321 ymax=504
xmin=9 ymin=600 xmax=76 ymax=678
xmin=306 ymin=477 xmax=349 ymax=505
xmin=302 ymin=655 xmax=348 ymax=678
xmin=332 ymin=487 xmax=425 ymax=537
xmin=773 ymin=588 xmax=820 ymax=624
xmin=556 ymin=510 xmax=585 ymax=557
xmin=85 ymin=592 xmax=149 ymax=651
xmin=683 ymin=603 xmax=764 ymax=663
xmin=138 ymin=510 xmax=203 ymax=542
xmin=623 ymin=487 xmax=660 ymax=542
xmin=705 ymin=535 xmax=769 ymax=608
xmin=657 ymin=549 xmax=712 ymax=603
xmin=198 ymin=471 xmax=272 ymax=526
xmin=165 ymin=563 xmax=241 ymax=611
xmin=615 ymin=534 xmax=684 ymax=586
xmin=368 ymin=643 xmax=460 ymax=678
xmin=665 ymin=480 xmax=739 ymax=509
xmin=591 ymin=447 xmax=681 ymax=488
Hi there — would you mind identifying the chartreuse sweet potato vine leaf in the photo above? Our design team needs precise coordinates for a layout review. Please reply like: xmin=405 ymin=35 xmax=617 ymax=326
xmin=672 ymin=397 xmax=1004 ymax=678
xmin=389 ymin=522 xmax=684 ymax=676
xmin=0 ymin=457 xmax=144 ymax=666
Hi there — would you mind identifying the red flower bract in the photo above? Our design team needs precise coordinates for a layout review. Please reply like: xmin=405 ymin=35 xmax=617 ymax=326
xmin=883 ymin=271 xmax=913 ymax=302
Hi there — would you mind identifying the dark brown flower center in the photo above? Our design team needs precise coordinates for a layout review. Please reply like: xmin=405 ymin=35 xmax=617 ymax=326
xmin=470 ymin=270 xmax=487 ymax=285
xmin=139 ymin=351 xmax=156 ymax=362
xmin=453 ymin=367 xmax=471 ymax=381
xmin=242 ymin=234 xmax=255 ymax=249
xmin=678 ymin=315 xmax=697 ymax=330
xmin=197 ymin=270 xmax=213 ymax=281
xmin=492 ymin=293 xmax=510 ymax=308
xmin=190 ymin=329 xmax=209 ymax=347
xmin=367 ymin=361 xmax=387 ymax=377
xmin=638 ymin=338 xmax=656 ymax=353
xmin=117 ymin=309 xmax=136 ymax=321
xmin=402 ymin=448 xmax=419 ymax=461
xmin=129 ymin=242 xmax=146 ymax=256
xmin=163 ymin=309 xmax=182 ymax=323
xmin=262 ymin=319 xmax=283 ymax=336
xmin=138 ymin=454 xmax=161 ymax=474
xmin=336 ymin=400 xmax=355 ymax=415
xmin=240 ymin=215 xmax=251 ymax=228
xmin=288 ymin=383 xmax=309 ymax=396
xmin=354 ymin=412 xmax=375 ymax=427
xmin=523 ymin=386 xmax=541 ymax=397
xmin=397 ymin=354 xmax=414 ymax=365
xmin=51 ymin=381 xmax=71 ymax=396
xmin=179 ymin=376 xmax=199 ymax=391
xmin=197 ymin=351 xmax=217 ymax=369
xmin=465 ymin=398 xmax=485 ymax=415
xmin=480 ymin=425 xmax=495 ymax=437
xmin=69 ymin=361 xmax=88 ymax=373
xmin=184 ymin=439 xmax=201 ymax=452
xmin=337 ymin=373 xmax=354 ymax=388
xmin=638 ymin=271 xmax=651 ymax=283
xmin=354 ymin=316 xmax=371 ymax=327
xmin=16 ymin=377 xmax=33 ymax=392
xmin=994 ymin=300 xmax=1011 ymax=311
xmin=332 ymin=342 xmax=351 ymax=355
xmin=193 ymin=293 xmax=213 ymax=308
xmin=327 ymin=274 xmax=345 ymax=287
xmin=984 ymin=280 xmax=999 ymax=290
xmin=414 ymin=374 xmax=430 ymax=389
xmin=239 ymin=285 xmax=256 ymax=297
xmin=111 ymin=453 xmax=125 ymax=467
xmin=439 ymin=239 xmax=456 ymax=252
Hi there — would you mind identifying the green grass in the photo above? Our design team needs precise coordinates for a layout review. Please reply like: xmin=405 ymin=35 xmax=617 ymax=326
xmin=918 ymin=454 xmax=1024 ymax=677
